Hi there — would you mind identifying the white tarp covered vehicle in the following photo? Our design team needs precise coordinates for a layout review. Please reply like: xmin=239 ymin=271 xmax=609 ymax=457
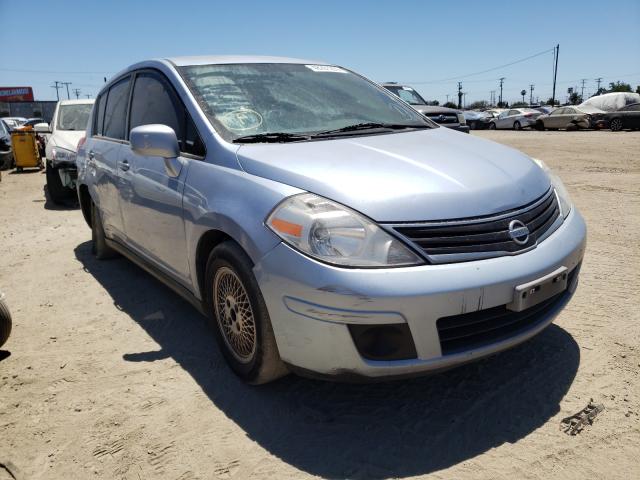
xmin=580 ymin=92 xmax=640 ymax=112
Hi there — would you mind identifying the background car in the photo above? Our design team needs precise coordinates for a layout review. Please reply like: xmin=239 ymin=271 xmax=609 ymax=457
xmin=381 ymin=82 xmax=469 ymax=133
xmin=20 ymin=118 xmax=45 ymax=128
xmin=535 ymin=106 xmax=605 ymax=130
xmin=463 ymin=110 xmax=493 ymax=130
xmin=489 ymin=108 xmax=542 ymax=130
xmin=0 ymin=120 xmax=14 ymax=170
xmin=605 ymin=102 xmax=640 ymax=131
xmin=0 ymin=117 xmax=27 ymax=129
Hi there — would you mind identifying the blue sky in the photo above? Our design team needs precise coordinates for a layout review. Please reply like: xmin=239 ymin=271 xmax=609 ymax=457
xmin=1 ymin=0 xmax=639 ymax=105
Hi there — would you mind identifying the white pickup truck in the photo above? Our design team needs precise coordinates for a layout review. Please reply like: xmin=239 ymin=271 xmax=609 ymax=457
xmin=45 ymin=99 xmax=94 ymax=204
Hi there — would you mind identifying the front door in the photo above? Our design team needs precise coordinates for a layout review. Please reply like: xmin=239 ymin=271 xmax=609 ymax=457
xmin=117 ymin=70 xmax=204 ymax=286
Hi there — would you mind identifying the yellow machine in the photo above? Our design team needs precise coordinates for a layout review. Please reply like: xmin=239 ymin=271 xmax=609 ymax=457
xmin=11 ymin=130 xmax=43 ymax=172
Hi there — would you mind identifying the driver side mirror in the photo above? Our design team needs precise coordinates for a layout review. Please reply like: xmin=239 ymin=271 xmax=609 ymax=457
xmin=130 ymin=124 xmax=179 ymax=158
xmin=34 ymin=122 xmax=50 ymax=133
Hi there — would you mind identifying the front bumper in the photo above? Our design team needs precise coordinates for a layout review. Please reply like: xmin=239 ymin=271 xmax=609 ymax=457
xmin=254 ymin=208 xmax=586 ymax=379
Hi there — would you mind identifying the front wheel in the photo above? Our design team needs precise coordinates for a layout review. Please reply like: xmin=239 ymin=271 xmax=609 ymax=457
xmin=206 ymin=241 xmax=287 ymax=384
xmin=514 ymin=121 xmax=522 ymax=130
xmin=46 ymin=163 xmax=75 ymax=204
xmin=610 ymin=118 xmax=623 ymax=131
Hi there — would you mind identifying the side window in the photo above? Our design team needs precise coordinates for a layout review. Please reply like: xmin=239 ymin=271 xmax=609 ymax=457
xmin=622 ymin=104 xmax=640 ymax=112
xmin=508 ymin=109 xmax=519 ymax=116
xmin=103 ymin=76 xmax=131 ymax=140
xmin=564 ymin=108 xmax=575 ymax=114
xmin=130 ymin=71 xmax=205 ymax=156
xmin=93 ymin=93 xmax=106 ymax=135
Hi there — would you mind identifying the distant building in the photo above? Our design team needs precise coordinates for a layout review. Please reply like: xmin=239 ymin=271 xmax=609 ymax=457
xmin=0 ymin=101 xmax=58 ymax=123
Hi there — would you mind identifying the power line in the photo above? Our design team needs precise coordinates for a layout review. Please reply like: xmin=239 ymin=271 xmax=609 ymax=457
xmin=404 ymin=47 xmax=555 ymax=84
xmin=51 ymin=81 xmax=62 ymax=101
xmin=72 ymin=88 xmax=81 ymax=99
xmin=595 ymin=77 xmax=603 ymax=92
xmin=0 ymin=67 xmax=112 ymax=75
xmin=61 ymin=82 xmax=72 ymax=100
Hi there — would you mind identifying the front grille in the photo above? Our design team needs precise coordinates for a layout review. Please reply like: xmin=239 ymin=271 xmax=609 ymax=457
xmin=392 ymin=189 xmax=560 ymax=262
xmin=436 ymin=266 xmax=578 ymax=355
xmin=425 ymin=113 xmax=459 ymax=124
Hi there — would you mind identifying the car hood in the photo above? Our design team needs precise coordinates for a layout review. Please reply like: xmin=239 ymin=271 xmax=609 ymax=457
xmin=49 ymin=130 xmax=84 ymax=152
xmin=235 ymin=127 xmax=551 ymax=222
xmin=413 ymin=105 xmax=461 ymax=115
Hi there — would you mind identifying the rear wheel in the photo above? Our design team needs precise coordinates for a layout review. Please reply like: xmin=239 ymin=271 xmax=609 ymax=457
xmin=610 ymin=118 xmax=623 ymax=131
xmin=91 ymin=202 xmax=117 ymax=259
xmin=488 ymin=122 xmax=496 ymax=130
xmin=206 ymin=241 xmax=287 ymax=384
xmin=513 ymin=121 xmax=522 ymax=130
xmin=535 ymin=120 xmax=545 ymax=131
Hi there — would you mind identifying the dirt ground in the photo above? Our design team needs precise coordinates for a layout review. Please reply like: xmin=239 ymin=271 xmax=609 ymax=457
xmin=0 ymin=130 xmax=639 ymax=480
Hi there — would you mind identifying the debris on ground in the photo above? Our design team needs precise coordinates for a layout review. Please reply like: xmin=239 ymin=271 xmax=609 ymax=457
xmin=560 ymin=399 xmax=605 ymax=435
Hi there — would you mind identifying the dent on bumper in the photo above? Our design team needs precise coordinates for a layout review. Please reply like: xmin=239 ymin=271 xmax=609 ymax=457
xmin=254 ymin=209 xmax=586 ymax=378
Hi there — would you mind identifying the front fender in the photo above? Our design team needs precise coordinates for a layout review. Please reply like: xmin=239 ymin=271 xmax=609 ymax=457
xmin=182 ymin=160 xmax=303 ymax=299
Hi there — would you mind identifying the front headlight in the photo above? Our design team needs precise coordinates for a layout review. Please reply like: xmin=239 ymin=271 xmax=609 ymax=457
xmin=532 ymin=158 xmax=572 ymax=218
xmin=267 ymin=193 xmax=424 ymax=267
xmin=457 ymin=113 xmax=466 ymax=125
xmin=51 ymin=147 xmax=75 ymax=163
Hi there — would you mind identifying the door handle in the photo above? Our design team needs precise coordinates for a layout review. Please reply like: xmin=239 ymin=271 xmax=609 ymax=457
xmin=119 ymin=159 xmax=130 ymax=171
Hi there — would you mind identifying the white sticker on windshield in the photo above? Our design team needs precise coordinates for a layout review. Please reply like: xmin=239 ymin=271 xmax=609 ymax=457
xmin=305 ymin=65 xmax=347 ymax=73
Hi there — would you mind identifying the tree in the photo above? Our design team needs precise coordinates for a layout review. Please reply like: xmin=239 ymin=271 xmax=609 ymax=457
xmin=469 ymin=100 xmax=489 ymax=110
xmin=608 ymin=81 xmax=632 ymax=93
xmin=442 ymin=101 xmax=457 ymax=109
xmin=511 ymin=101 xmax=528 ymax=108
xmin=636 ymin=85 xmax=640 ymax=95
xmin=497 ymin=101 xmax=509 ymax=108
xmin=425 ymin=100 xmax=440 ymax=106
xmin=545 ymin=97 xmax=559 ymax=106
xmin=569 ymin=92 xmax=582 ymax=105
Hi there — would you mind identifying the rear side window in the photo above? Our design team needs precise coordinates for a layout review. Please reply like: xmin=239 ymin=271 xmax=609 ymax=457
xmin=103 ymin=76 xmax=131 ymax=140
xmin=93 ymin=93 xmax=106 ymax=135
xmin=129 ymin=71 xmax=205 ymax=156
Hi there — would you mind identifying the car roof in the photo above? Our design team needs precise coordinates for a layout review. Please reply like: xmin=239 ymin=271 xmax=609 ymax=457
xmin=166 ymin=55 xmax=326 ymax=67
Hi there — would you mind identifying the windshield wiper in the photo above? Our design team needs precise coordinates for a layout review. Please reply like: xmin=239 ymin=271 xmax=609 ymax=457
xmin=313 ymin=122 xmax=430 ymax=136
xmin=233 ymin=132 xmax=311 ymax=143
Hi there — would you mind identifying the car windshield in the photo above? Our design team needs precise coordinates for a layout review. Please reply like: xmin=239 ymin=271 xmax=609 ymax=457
xmin=383 ymin=86 xmax=427 ymax=105
xmin=179 ymin=63 xmax=431 ymax=141
xmin=57 ymin=104 xmax=92 ymax=131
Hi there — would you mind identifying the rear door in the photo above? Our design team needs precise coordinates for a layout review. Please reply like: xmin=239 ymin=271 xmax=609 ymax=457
xmin=117 ymin=69 xmax=205 ymax=285
xmin=86 ymin=76 xmax=131 ymax=241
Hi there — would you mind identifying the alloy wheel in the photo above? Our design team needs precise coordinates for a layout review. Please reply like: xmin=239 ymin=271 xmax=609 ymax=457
xmin=213 ymin=266 xmax=257 ymax=363
xmin=610 ymin=119 xmax=623 ymax=131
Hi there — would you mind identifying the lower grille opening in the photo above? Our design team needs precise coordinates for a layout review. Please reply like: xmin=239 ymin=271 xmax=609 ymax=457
xmin=348 ymin=324 xmax=417 ymax=361
xmin=436 ymin=266 xmax=578 ymax=355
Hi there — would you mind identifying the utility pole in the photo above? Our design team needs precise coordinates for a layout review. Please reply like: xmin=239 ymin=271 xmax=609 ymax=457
xmin=457 ymin=82 xmax=463 ymax=109
xmin=595 ymin=77 xmax=603 ymax=94
xmin=580 ymin=79 xmax=586 ymax=101
xmin=490 ymin=90 xmax=496 ymax=106
xmin=85 ymin=94 xmax=91 ymax=99
xmin=499 ymin=77 xmax=505 ymax=106
xmin=61 ymin=82 xmax=72 ymax=100
xmin=529 ymin=84 xmax=535 ymax=105
xmin=72 ymin=88 xmax=81 ymax=99
xmin=51 ymin=81 xmax=62 ymax=101
xmin=446 ymin=94 xmax=449 ymax=104
xmin=463 ymin=92 xmax=467 ymax=108
xmin=551 ymin=44 xmax=559 ymax=106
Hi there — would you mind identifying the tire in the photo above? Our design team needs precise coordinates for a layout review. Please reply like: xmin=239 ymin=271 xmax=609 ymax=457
xmin=46 ymin=163 xmax=75 ymax=204
xmin=535 ymin=120 xmax=545 ymax=131
xmin=0 ymin=296 xmax=12 ymax=349
xmin=205 ymin=241 xmax=287 ymax=384
xmin=610 ymin=118 xmax=623 ymax=132
xmin=488 ymin=122 xmax=496 ymax=130
xmin=91 ymin=202 xmax=117 ymax=259
xmin=513 ymin=121 xmax=522 ymax=130
xmin=566 ymin=123 xmax=578 ymax=131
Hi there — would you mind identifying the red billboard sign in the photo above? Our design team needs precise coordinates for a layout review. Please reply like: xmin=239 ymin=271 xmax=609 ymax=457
xmin=0 ymin=87 xmax=35 ymax=102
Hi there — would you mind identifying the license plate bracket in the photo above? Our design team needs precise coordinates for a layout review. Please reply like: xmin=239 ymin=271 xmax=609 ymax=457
xmin=507 ymin=266 xmax=568 ymax=312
